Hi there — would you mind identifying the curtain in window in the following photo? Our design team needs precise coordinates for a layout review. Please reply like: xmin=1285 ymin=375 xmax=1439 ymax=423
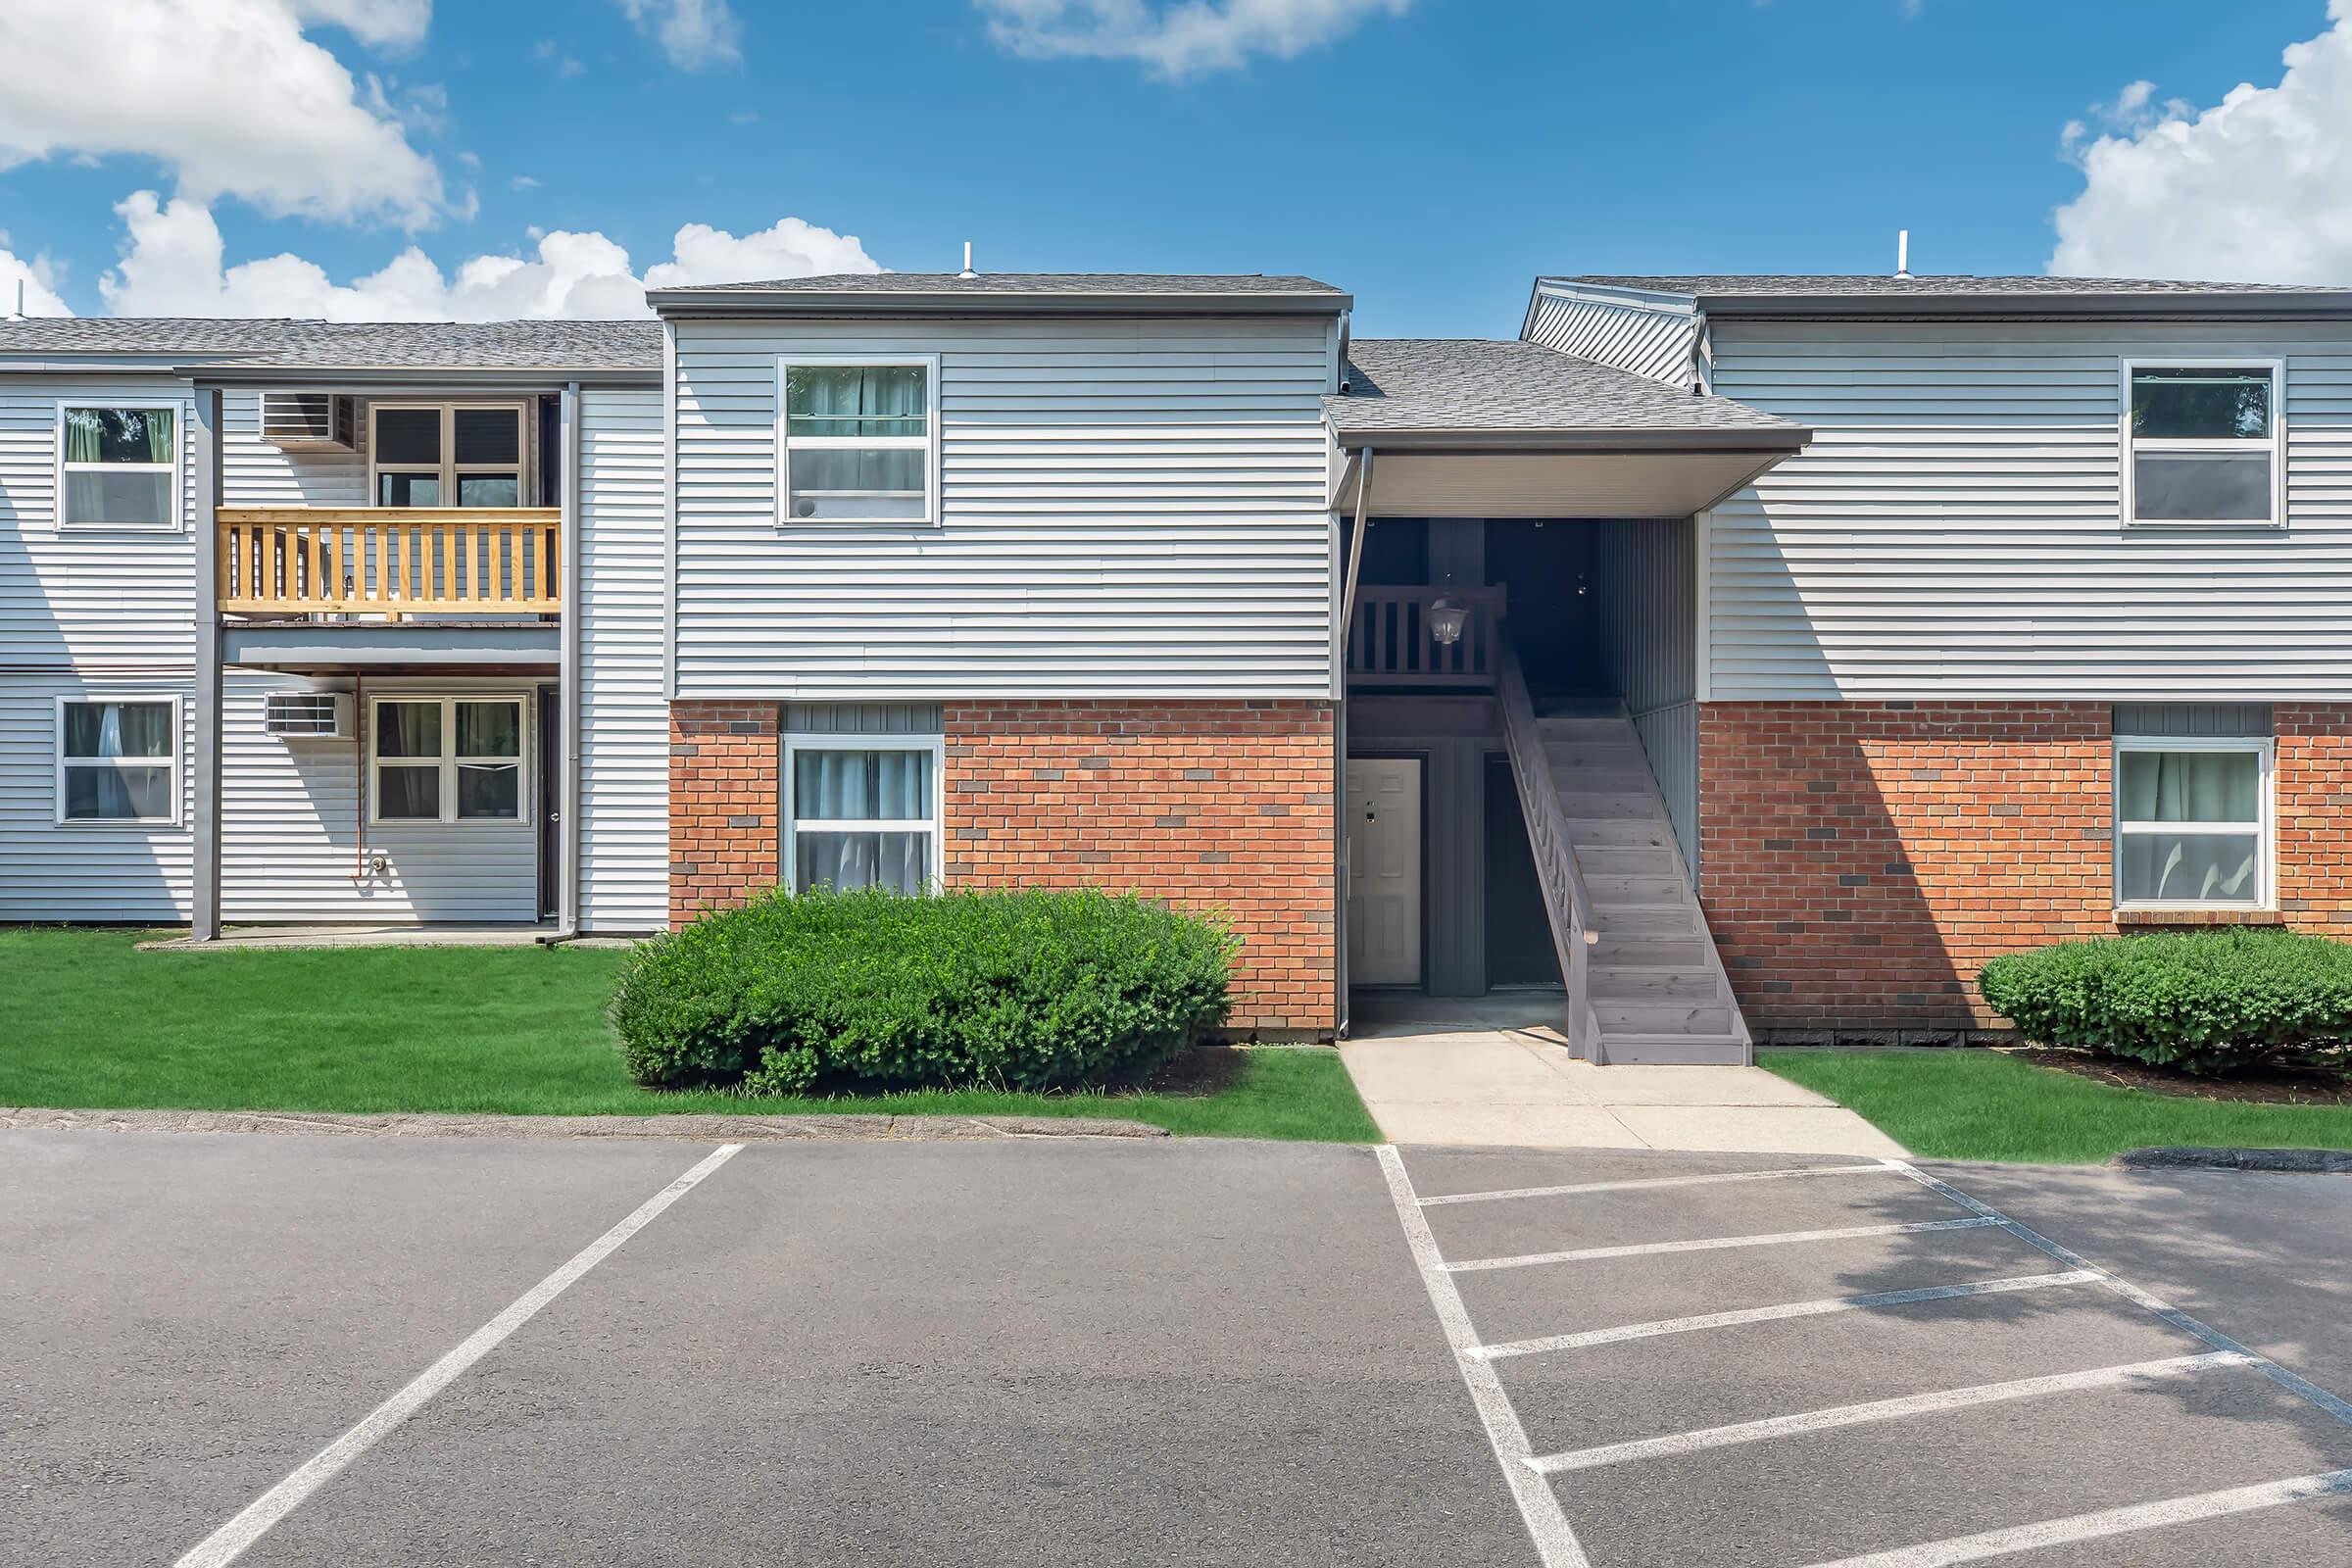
xmin=65 ymin=701 xmax=172 ymax=759
xmin=785 ymin=367 xmax=926 ymax=435
xmin=2117 ymin=752 xmax=2258 ymax=823
xmin=794 ymin=750 xmax=929 ymax=820
xmin=64 ymin=409 xmax=173 ymax=464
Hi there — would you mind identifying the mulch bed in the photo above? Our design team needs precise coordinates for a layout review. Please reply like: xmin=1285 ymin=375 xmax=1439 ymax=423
xmin=2008 ymin=1047 xmax=2352 ymax=1106
xmin=1138 ymin=1045 xmax=1250 ymax=1097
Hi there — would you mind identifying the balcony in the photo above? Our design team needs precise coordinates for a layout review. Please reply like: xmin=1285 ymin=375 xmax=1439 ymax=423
xmin=216 ymin=507 xmax=562 ymax=619
xmin=1345 ymin=584 xmax=1507 ymax=690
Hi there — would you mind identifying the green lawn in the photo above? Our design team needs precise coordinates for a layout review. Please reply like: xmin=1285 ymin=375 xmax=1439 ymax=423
xmin=1762 ymin=1047 xmax=2352 ymax=1164
xmin=0 ymin=928 xmax=1378 ymax=1142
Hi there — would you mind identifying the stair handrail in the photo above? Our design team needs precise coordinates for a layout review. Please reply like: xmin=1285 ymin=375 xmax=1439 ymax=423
xmin=1496 ymin=642 xmax=1601 ymax=1057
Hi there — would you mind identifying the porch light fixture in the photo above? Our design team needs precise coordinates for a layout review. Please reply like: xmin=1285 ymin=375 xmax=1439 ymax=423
xmin=1428 ymin=596 xmax=1467 ymax=647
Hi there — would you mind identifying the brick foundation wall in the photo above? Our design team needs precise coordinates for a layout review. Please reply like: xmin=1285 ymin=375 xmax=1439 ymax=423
xmin=1697 ymin=703 xmax=2114 ymax=1037
xmin=668 ymin=702 xmax=781 ymax=924
xmin=942 ymin=700 xmax=1336 ymax=1035
xmin=665 ymin=698 xmax=1337 ymax=1035
xmin=2277 ymin=706 xmax=2352 ymax=930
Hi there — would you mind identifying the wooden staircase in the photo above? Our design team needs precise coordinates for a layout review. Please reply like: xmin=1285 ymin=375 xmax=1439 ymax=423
xmin=1497 ymin=646 xmax=1750 ymax=1065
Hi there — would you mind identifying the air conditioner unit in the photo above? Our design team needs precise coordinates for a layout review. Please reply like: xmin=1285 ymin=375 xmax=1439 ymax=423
xmin=264 ymin=691 xmax=353 ymax=739
xmin=259 ymin=392 xmax=357 ymax=451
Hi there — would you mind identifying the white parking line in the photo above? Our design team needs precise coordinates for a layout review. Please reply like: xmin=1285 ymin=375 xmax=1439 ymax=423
xmin=1442 ymin=1216 xmax=1998 ymax=1273
xmin=1373 ymin=1146 xmax=1592 ymax=1568
xmin=174 ymin=1143 xmax=746 ymax=1568
xmin=1797 ymin=1468 xmax=2352 ymax=1568
xmin=1418 ymin=1163 xmax=1895 ymax=1207
xmin=1522 ymin=1350 xmax=2252 ymax=1475
xmin=1468 ymin=1269 xmax=2100 ymax=1360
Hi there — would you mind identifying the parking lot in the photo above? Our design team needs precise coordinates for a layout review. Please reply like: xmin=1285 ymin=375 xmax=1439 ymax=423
xmin=6 ymin=1128 xmax=2352 ymax=1566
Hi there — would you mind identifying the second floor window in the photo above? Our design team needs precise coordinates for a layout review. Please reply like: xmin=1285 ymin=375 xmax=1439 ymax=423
xmin=60 ymin=405 xmax=177 ymax=528
xmin=778 ymin=359 xmax=936 ymax=523
xmin=2125 ymin=363 xmax=2280 ymax=526
xmin=371 ymin=405 xmax=527 ymax=509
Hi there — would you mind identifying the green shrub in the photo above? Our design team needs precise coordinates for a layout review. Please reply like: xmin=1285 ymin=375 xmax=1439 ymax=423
xmin=611 ymin=886 xmax=1234 ymax=1096
xmin=1978 ymin=929 xmax=2352 ymax=1076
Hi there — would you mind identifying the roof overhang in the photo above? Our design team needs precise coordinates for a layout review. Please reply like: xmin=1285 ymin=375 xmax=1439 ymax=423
xmin=1696 ymin=293 xmax=2352 ymax=323
xmin=648 ymin=288 xmax=1351 ymax=318
xmin=1329 ymin=430 xmax=1809 ymax=518
xmin=222 ymin=620 xmax=558 ymax=673
xmin=190 ymin=366 xmax=658 ymax=389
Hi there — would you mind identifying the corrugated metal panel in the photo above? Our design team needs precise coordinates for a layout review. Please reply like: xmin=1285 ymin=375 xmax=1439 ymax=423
xmin=577 ymin=387 xmax=669 ymax=932
xmin=220 ymin=672 xmax=539 ymax=921
xmin=1588 ymin=517 xmax=1699 ymax=875
xmin=1524 ymin=287 xmax=1702 ymax=388
xmin=2114 ymin=702 xmax=2272 ymax=737
xmin=1706 ymin=319 xmax=2352 ymax=698
xmin=0 ymin=377 xmax=196 ymax=665
xmin=0 ymin=673 xmax=193 ymax=918
xmin=784 ymin=703 xmax=942 ymax=734
xmin=670 ymin=317 xmax=1336 ymax=698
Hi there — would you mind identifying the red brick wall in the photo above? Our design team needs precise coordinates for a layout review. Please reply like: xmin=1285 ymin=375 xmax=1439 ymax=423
xmin=942 ymin=700 xmax=1337 ymax=1035
xmin=2277 ymin=705 xmax=2352 ymax=930
xmin=1697 ymin=702 xmax=2114 ymax=1037
xmin=668 ymin=702 xmax=781 ymax=925
xmin=665 ymin=698 xmax=1338 ymax=1035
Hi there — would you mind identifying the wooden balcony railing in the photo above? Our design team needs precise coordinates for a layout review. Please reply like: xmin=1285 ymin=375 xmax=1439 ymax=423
xmin=217 ymin=508 xmax=561 ymax=616
xmin=1345 ymin=583 xmax=1507 ymax=688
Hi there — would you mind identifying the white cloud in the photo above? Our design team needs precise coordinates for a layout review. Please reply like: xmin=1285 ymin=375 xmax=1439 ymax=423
xmin=95 ymin=191 xmax=880 ymax=320
xmin=977 ymin=0 xmax=1407 ymax=77
xmin=0 ymin=0 xmax=449 ymax=227
xmin=0 ymin=244 xmax=73 ymax=317
xmin=2052 ymin=1 xmax=2352 ymax=283
xmin=512 ymin=174 xmax=541 ymax=190
xmin=616 ymin=0 xmax=742 ymax=70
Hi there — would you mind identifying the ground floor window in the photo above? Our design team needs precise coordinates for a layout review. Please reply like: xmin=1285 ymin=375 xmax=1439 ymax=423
xmin=57 ymin=696 xmax=176 ymax=822
xmin=783 ymin=737 xmax=939 ymax=894
xmin=370 ymin=696 xmax=526 ymax=824
xmin=2113 ymin=735 xmax=2270 ymax=907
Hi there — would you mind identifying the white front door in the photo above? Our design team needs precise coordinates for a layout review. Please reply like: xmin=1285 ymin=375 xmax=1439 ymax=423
xmin=1347 ymin=758 xmax=1423 ymax=987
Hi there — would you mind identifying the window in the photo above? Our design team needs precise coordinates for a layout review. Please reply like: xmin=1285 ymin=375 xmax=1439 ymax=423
xmin=59 ymin=405 xmax=177 ymax=528
xmin=370 ymin=696 xmax=526 ymax=824
xmin=783 ymin=737 xmax=939 ymax=894
xmin=369 ymin=404 xmax=527 ymax=509
xmin=2114 ymin=736 xmax=2271 ymax=907
xmin=57 ymin=697 xmax=176 ymax=824
xmin=2124 ymin=362 xmax=2282 ymax=526
xmin=776 ymin=358 xmax=937 ymax=524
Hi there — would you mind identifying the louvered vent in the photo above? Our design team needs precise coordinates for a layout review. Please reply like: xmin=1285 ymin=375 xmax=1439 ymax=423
xmin=259 ymin=392 xmax=357 ymax=450
xmin=263 ymin=692 xmax=353 ymax=739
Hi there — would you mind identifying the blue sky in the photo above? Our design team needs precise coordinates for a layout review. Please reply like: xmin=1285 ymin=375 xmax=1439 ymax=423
xmin=0 ymin=0 xmax=2343 ymax=334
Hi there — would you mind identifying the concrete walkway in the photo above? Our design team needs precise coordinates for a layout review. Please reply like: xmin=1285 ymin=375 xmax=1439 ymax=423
xmin=1340 ymin=994 xmax=1907 ymax=1156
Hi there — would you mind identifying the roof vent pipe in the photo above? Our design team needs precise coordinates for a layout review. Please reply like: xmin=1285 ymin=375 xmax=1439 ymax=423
xmin=1895 ymin=228 xmax=1911 ymax=279
xmin=9 ymin=279 xmax=22 ymax=319
xmin=958 ymin=241 xmax=977 ymax=280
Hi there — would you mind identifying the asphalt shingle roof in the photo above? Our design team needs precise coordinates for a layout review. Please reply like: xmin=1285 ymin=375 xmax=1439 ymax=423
xmin=0 ymin=317 xmax=662 ymax=369
xmin=655 ymin=271 xmax=1345 ymax=296
xmin=1570 ymin=273 xmax=2342 ymax=298
xmin=1327 ymin=338 xmax=1803 ymax=447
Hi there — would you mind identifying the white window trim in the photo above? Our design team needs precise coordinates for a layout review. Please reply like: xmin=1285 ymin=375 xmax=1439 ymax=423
xmin=368 ymin=402 xmax=532 ymax=510
xmin=2112 ymin=733 xmax=2274 ymax=910
xmin=54 ymin=401 xmax=183 ymax=532
xmin=774 ymin=354 xmax=942 ymax=528
xmin=368 ymin=694 xmax=532 ymax=827
xmin=781 ymin=732 xmax=945 ymax=894
xmin=54 ymin=693 xmax=181 ymax=827
xmin=2119 ymin=358 xmax=2286 ymax=529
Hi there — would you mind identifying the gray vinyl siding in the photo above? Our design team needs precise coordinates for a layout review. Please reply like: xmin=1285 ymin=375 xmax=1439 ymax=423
xmin=577 ymin=386 xmax=669 ymax=932
xmin=220 ymin=388 xmax=368 ymax=506
xmin=669 ymin=316 xmax=1336 ymax=699
xmin=220 ymin=673 xmax=539 ymax=922
xmin=0 ymin=375 xmax=197 ymax=666
xmin=1523 ymin=287 xmax=1701 ymax=388
xmin=0 ymin=673 xmax=194 ymax=919
xmin=1705 ymin=319 xmax=2352 ymax=699
xmin=1589 ymin=517 xmax=1699 ymax=876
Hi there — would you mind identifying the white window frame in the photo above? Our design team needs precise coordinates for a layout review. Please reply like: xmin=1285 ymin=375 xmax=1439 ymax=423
xmin=2112 ymin=733 xmax=2274 ymax=910
xmin=54 ymin=401 xmax=182 ymax=531
xmin=54 ymin=693 xmax=180 ymax=826
xmin=773 ymin=354 xmax=942 ymax=528
xmin=368 ymin=402 xmax=532 ymax=511
xmin=2120 ymin=358 xmax=2286 ymax=529
xmin=781 ymin=732 xmax=945 ymax=894
xmin=368 ymin=694 xmax=532 ymax=827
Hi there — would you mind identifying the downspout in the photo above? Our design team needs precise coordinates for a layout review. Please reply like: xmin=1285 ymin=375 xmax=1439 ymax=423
xmin=1333 ymin=447 xmax=1373 ymax=1038
xmin=544 ymin=382 xmax=583 ymax=943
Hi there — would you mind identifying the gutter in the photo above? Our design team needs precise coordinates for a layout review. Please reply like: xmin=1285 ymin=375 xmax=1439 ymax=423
xmin=543 ymin=382 xmax=584 ymax=946
xmin=648 ymin=290 xmax=1352 ymax=319
xmin=1324 ymin=425 xmax=1812 ymax=456
xmin=1694 ymin=292 xmax=2352 ymax=323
